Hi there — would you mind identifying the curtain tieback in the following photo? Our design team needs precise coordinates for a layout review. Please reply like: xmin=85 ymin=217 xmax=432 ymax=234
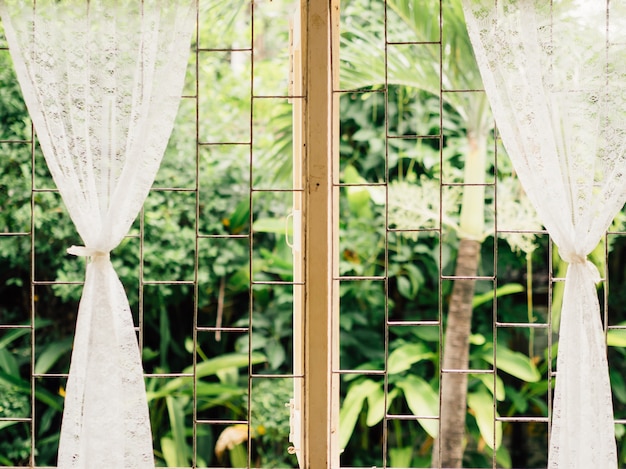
xmin=67 ymin=245 xmax=110 ymax=262
xmin=560 ymin=249 xmax=602 ymax=283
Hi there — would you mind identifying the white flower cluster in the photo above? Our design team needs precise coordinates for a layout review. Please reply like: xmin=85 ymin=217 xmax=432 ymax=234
xmin=382 ymin=175 xmax=544 ymax=255
xmin=384 ymin=176 xmax=462 ymax=238
xmin=495 ymin=178 xmax=544 ymax=254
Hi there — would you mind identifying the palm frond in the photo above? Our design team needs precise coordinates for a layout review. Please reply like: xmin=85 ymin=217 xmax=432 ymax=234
xmin=340 ymin=0 xmax=492 ymax=134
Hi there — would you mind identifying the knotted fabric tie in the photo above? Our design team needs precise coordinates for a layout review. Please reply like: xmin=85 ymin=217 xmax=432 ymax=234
xmin=559 ymin=249 xmax=602 ymax=283
xmin=67 ymin=245 xmax=110 ymax=262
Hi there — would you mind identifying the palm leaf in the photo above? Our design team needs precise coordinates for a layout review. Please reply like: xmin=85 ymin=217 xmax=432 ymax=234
xmin=340 ymin=0 xmax=491 ymax=134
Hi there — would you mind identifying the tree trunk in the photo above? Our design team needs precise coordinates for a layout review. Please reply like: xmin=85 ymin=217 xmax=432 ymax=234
xmin=432 ymin=130 xmax=486 ymax=468
xmin=432 ymin=237 xmax=481 ymax=468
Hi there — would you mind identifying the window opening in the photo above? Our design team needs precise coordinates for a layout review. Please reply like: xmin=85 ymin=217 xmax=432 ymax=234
xmin=334 ymin=1 xmax=626 ymax=468
xmin=0 ymin=1 xmax=303 ymax=467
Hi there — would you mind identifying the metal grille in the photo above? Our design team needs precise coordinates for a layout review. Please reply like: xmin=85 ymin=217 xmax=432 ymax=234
xmin=0 ymin=1 xmax=302 ymax=467
xmin=334 ymin=1 xmax=626 ymax=468
xmin=1 ymin=1 xmax=626 ymax=469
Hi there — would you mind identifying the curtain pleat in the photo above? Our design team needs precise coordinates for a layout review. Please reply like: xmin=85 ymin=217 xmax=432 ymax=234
xmin=0 ymin=1 xmax=196 ymax=466
xmin=461 ymin=1 xmax=626 ymax=467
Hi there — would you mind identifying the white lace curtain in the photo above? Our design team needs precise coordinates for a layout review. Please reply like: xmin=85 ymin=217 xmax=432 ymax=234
xmin=461 ymin=1 xmax=626 ymax=467
xmin=0 ymin=1 xmax=195 ymax=467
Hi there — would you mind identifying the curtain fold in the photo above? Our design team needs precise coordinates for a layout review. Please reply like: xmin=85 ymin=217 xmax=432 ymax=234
xmin=0 ymin=1 xmax=195 ymax=467
xmin=461 ymin=1 xmax=626 ymax=467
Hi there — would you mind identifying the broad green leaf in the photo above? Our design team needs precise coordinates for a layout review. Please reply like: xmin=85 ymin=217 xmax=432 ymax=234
xmin=149 ymin=353 xmax=266 ymax=401
xmin=191 ymin=352 xmax=266 ymax=379
xmin=507 ymin=387 xmax=528 ymax=414
xmin=610 ymin=369 xmax=626 ymax=404
xmin=0 ymin=319 xmax=51 ymax=351
xmin=339 ymin=379 xmax=381 ymax=449
xmin=258 ymin=246 xmax=294 ymax=273
xmin=196 ymin=381 xmax=245 ymax=397
xmin=160 ymin=437 xmax=178 ymax=467
xmin=411 ymin=326 xmax=439 ymax=342
xmin=0 ymin=369 xmax=62 ymax=411
xmin=366 ymin=387 xmax=399 ymax=427
xmin=387 ymin=342 xmax=434 ymax=374
xmin=0 ymin=348 xmax=18 ymax=376
xmin=343 ymin=164 xmax=366 ymax=185
xmin=265 ymin=339 xmax=286 ymax=370
xmin=229 ymin=441 xmax=248 ymax=468
xmin=396 ymin=276 xmax=413 ymax=300
xmin=528 ymin=395 xmax=549 ymax=417
xmin=253 ymin=217 xmax=291 ymax=235
xmin=494 ymin=442 xmax=513 ymax=469
xmin=468 ymin=390 xmax=502 ymax=449
xmin=388 ymin=446 xmax=413 ymax=467
xmin=142 ymin=347 xmax=159 ymax=362
xmin=0 ymin=420 xmax=17 ymax=431
xmin=166 ymin=396 xmax=190 ymax=466
xmin=472 ymin=283 xmax=524 ymax=308
xmin=396 ymin=375 xmax=438 ymax=438
xmin=470 ymin=333 xmax=486 ymax=345
xmin=404 ymin=263 xmax=424 ymax=296
xmin=476 ymin=374 xmax=505 ymax=401
xmin=0 ymin=327 xmax=30 ymax=350
xmin=216 ymin=367 xmax=239 ymax=386
xmin=34 ymin=337 xmax=73 ymax=375
xmin=481 ymin=345 xmax=540 ymax=382
xmin=344 ymin=165 xmax=372 ymax=218
xmin=607 ymin=328 xmax=626 ymax=347
xmin=228 ymin=199 xmax=250 ymax=234
xmin=365 ymin=384 xmax=385 ymax=427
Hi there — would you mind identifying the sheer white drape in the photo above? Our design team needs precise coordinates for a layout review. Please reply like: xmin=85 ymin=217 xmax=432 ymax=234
xmin=461 ymin=1 xmax=626 ymax=467
xmin=0 ymin=1 xmax=195 ymax=467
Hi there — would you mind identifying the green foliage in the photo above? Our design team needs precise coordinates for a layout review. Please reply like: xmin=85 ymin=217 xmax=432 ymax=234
xmin=338 ymin=325 xmax=542 ymax=466
xmin=249 ymin=378 xmax=298 ymax=467
xmin=0 ymin=0 xmax=296 ymax=465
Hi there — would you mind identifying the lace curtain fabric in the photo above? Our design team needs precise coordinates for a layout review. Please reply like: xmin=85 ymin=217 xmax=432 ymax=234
xmin=0 ymin=1 xmax=195 ymax=467
xmin=461 ymin=1 xmax=626 ymax=467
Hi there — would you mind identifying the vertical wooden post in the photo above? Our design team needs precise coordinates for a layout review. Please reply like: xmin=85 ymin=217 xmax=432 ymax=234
xmin=289 ymin=4 xmax=304 ymax=467
xmin=330 ymin=0 xmax=341 ymax=466
xmin=301 ymin=0 xmax=339 ymax=467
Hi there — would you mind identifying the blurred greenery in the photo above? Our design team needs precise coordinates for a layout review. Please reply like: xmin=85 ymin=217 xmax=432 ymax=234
xmin=1 ymin=0 xmax=626 ymax=468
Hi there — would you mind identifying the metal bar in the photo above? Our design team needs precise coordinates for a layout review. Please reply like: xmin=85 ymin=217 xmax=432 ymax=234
xmin=387 ymin=320 xmax=441 ymax=327
xmin=436 ymin=1 xmax=445 ymax=466
xmin=335 ymin=369 xmax=386 ymax=375
xmin=250 ymin=373 xmax=304 ymax=379
xmin=290 ymin=4 xmax=305 ymax=464
xmin=197 ymin=141 xmax=251 ymax=146
xmin=29 ymin=116 xmax=37 ymax=468
xmin=441 ymin=368 xmax=493 ymax=374
xmin=196 ymin=326 xmax=249 ymax=333
xmin=335 ymin=275 xmax=387 ymax=281
xmin=192 ymin=22 xmax=201 ymax=459
xmin=142 ymin=280 xmax=195 ymax=285
xmin=196 ymin=419 xmax=248 ymax=425
xmin=497 ymin=416 xmax=550 ymax=423
xmin=495 ymin=322 xmax=550 ymax=328
xmin=247 ymin=2 xmax=256 ymax=466
xmin=386 ymin=414 xmax=438 ymax=421
xmin=196 ymin=47 xmax=252 ymax=52
xmin=31 ymin=281 xmax=84 ymax=285
xmin=440 ymin=275 xmax=495 ymax=281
